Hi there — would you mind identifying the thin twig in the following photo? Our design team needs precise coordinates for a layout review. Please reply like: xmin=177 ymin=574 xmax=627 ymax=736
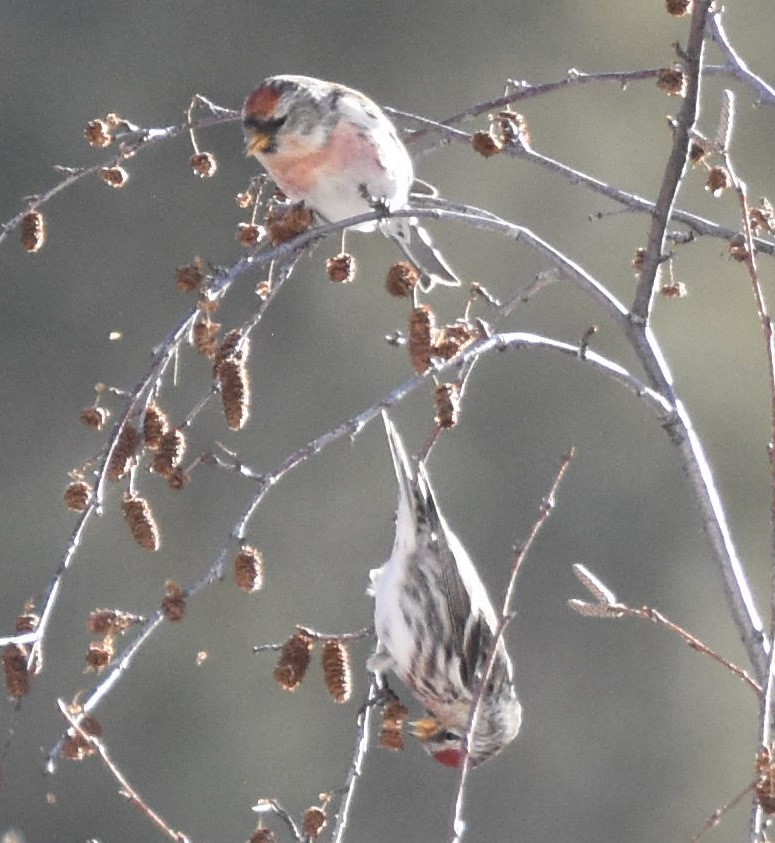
xmin=329 ymin=675 xmax=380 ymax=843
xmin=449 ymin=448 xmax=575 ymax=843
xmin=632 ymin=0 xmax=713 ymax=320
xmin=568 ymin=564 xmax=761 ymax=695
xmin=252 ymin=797 xmax=302 ymax=842
xmin=708 ymin=10 xmax=775 ymax=107
xmin=691 ymin=780 xmax=756 ymax=843
xmin=0 ymin=108 xmax=239 ymax=249
xmin=57 ymin=701 xmax=194 ymax=843
xmin=253 ymin=625 xmax=373 ymax=653
xmin=396 ymin=64 xmax=735 ymax=156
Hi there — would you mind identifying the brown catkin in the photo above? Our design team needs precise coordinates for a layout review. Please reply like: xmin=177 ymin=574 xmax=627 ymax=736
xmin=233 ymin=546 xmax=265 ymax=593
xmin=321 ymin=639 xmax=352 ymax=703
xmin=302 ymin=806 xmax=327 ymax=839
xmin=408 ymin=305 xmax=437 ymax=373
xmin=142 ymin=402 xmax=170 ymax=450
xmin=151 ymin=428 xmax=186 ymax=477
xmin=121 ymin=492 xmax=160 ymax=551
xmin=161 ymin=580 xmax=186 ymax=622
xmin=20 ymin=210 xmax=46 ymax=252
xmin=64 ymin=480 xmax=92 ymax=512
xmin=3 ymin=643 xmax=30 ymax=698
xmin=218 ymin=357 xmax=251 ymax=431
xmin=273 ymin=633 xmax=313 ymax=691
xmin=106 ymin=424 xmax=140 ymax=481
xmin=385 ymin=261 xmax=420 ymax=297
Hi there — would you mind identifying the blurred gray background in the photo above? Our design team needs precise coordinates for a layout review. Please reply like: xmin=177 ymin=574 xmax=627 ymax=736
xmin=2 ymin=2 xmax=774 ymax=841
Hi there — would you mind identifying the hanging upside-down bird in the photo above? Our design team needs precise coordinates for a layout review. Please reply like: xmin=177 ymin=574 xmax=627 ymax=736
xmin=369 ymin=414 xmax=522 ymax=767
xmin=242 ymin=74 xmax=460 ymax=291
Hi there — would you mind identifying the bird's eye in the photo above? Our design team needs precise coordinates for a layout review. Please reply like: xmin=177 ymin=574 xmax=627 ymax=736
xmin=441 ymin=731 xmax=459 ymax=743
xmin=244 ymin=114 xmax=287 ymax=133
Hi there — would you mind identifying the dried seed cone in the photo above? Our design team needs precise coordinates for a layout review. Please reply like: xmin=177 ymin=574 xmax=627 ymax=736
xmin=121 ymin=492 xmax=160 ymax=551
xmin=666 ymin=0 xmax=692 ymax=15
xmin=756 ymin=745 xmax=775 ymax=814
xmin=656 ymin=66 xmax=687 ymax=97
xmin=273 ymin=632 xmax=313 ymax=691
xmin=234 ymin=545 xmax=265 ymax=593
xmin=471 ymin=130 xmax=503 ymax=158
xmin=378 ymin=697 xmax=409 ymax=752
xmin=80 ymin=406 xmax=109 ymax=429
xmin=15 ymin=612 xmax=39 ymax=633
xmin=408 ymin=305 xmax=438 ymax=373
xmin=21 ymin=210 xmax=46 ymax=252
xmin=176 ymin=260 xmax=205 ymax=292
xmin=85 ymin=640 xmax=114 ymax=672
xmin=99 ymin=166 xmax=129 ymax=188
xmin=385 ymin=261 xmax=420 ymax=297
xmin=266 ymin=204 xmax=313 ymax=246
xmin=632 ymin=248 xmax=646 ymax=276
xmin=750 ymin=199 xmax=775 ymax=234
xmin=326 ymin=252 xmax=356 ymax=283
xmin=151 ymin=429 xmax=186 ymax=477
xmin=77 ymin=714 xmax=104 ymax=738
xmin=433 ymin=320 xmax=479 ymax=361
xmin=706 ymin=166 xmax=730 ymax=197
xmin=64 ymin=480 xmax=93 ymax=512
xmin=192 ymin=317 xmax=221 ymax=358
xmin=84 ymin=118 xmax=112 ymax=148
xmin=106 ymin=423 xmax=140 ymax=481
xmin=3 ymin=643 xmax=30 ymax=698
xmin=167 ymin=467 xmax=191 ymax=490
xmin=62 ymin=730 xmax=97 ymax=761
xmin=728 ymin=233 xmax=748 ymax=263
xmin=88 ymin=609 xmax=136 ymax=636
xmin=248 ymin=828 xmax=277 ymax=843
xmin=382 ymin=697 xmax=409 ymax=728
xmin=161 ymin=580 xmax=186 ymax=622
xmin=189 ymin=151 xmax=218 ymax=178
xmin=142 ymin=402 xmax=170 ymax=450
xmin=236 ymin=222 xmax=264 ymax=247
xmin=218 ymin=357 xmax=251 ymax=431
xmin=378 ymin=727 xmax=405 ymax=751
xmin=321 ymin=639 xmax=352 ymax=703
xmin=660 ymin=281 xmax=687 ymax=298
xmin=215 ymin=329 xmax=248 ymax=365
xmin=302 ymin=807 xmax=327 ymax=839
xmin=434 ymin=383 xmax=461 ymax=429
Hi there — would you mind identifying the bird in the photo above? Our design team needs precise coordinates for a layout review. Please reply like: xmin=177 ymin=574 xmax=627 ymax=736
xmin=241 ymin=74 xmax=460 ymax=291
xmin=368 ymin=413 xmax=522 ymax=767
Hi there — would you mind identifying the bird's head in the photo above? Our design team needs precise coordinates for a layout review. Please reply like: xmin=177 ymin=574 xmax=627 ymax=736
xmin=409 ymin=715 xmax=467 ymax=768
xmin=409 ymin=693 xmax=523 ymax=769
xmin=242 ymin=75 xmax=331 ymax=158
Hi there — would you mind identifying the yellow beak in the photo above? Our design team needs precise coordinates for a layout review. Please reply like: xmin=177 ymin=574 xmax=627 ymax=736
xmin=245 ymin=132 xmax=272 ymax=157
xmin=408 ymin=716 xmax=442 ymax=742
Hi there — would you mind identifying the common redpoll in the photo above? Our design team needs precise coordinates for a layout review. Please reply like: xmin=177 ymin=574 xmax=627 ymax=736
xmin=242 ymin=75 xmax=460 ymax=291
xmin=369 ymin=414 xmax=522 ymax=767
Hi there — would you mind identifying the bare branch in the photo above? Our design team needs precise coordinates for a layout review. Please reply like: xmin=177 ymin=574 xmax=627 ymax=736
xmin=632 ymin=0 xmax=713 ymax=320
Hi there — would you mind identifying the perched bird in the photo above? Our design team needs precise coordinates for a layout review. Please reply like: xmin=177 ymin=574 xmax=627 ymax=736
xmin=369 ymin=414 xmax=522 ymax=767
xmin=242 ymin=75 xmax=460 ymax=290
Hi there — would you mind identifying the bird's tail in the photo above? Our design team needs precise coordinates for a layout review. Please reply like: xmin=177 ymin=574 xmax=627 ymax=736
xmin=384 ymin=218 xmax=461 ymax=291
xmin=382 ymin=412 xmax=417 ymax=536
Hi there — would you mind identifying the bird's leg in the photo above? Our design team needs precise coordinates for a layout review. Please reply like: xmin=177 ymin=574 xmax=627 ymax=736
xmin=358 ymin=184 xmax=391 ymax=220
xmin=358 ymin=673 xmax=397 ymax=714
